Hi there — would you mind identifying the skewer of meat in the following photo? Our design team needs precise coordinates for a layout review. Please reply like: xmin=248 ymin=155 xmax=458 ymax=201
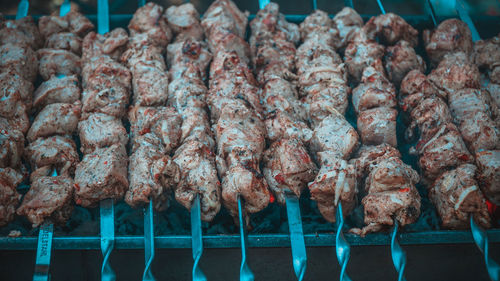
xmin=474 ymin=33 xmax=500 ymax=108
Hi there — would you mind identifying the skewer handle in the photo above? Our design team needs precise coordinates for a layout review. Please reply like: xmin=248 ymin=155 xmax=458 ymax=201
xmin=286 ymin=195 xmax=307 ymax=281
xmin=100 ymin=199 xmax=116 ymax=281
xmin=16 ymin=0 xmax=29 ymax=20
xmin=238 ymin=196 xmax=255 ymax=281
xmin=391 ymin=221 xmax=407 ymax=281
xmin=143 ymin=200 xmax=156 ymax=281
xmin=33 ymin=223 xmax=54 ymax=281
xmin=455 ymin=0 xmax=481 ymax=42
xmin=335 ymin=203 xmax=351 ymax=281
xmin=97 ymin=0 xmax=110 ymax=35
xmin=191 ymin=194 xmax=207 ymax=281
xmin=470 ymin=216 xmax=500 ymax=281
xmin=376 ymin=0 xmax=386 ymax=14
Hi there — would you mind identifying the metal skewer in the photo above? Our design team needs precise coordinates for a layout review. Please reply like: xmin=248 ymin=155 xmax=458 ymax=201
xmin=16 ymin=0 xmax=29 ymax=20
xmin=425 ymin=0 xmax=437 ymax=27
xmin=391 ymin=221 xmax=407 ymax=281
xmin=455 ymin=0 xmax=480 ymax=42
xmin=311 ymin=0 xmax=317 ymax=11
xmin=138 ymin=0 xmax=146 ymax=8
xmin=238 ymin=196 xmax=255 ymax=281
xmin=285 ymin=195 xmax=307 ymax=281
xmin=376 ymin=0 xmax=386 ymax=15
xmin=191 ymin=194 xmax=207 ymax=281
xmin=258 ymin=0 xmax=269 ymax=11
xmin=142 ymin=200 xmax=156 ymax=281
xmin=60 ymin=0 xmax=71 ymax=17
xmin=344 ymin=0 xmax=354 ymax=9
xmin=335 ymin=202 xmax=351 ymax=281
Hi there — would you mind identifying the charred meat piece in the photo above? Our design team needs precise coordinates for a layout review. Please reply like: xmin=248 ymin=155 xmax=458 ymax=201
xmin=475 ymin=150 xmax=500 ymax=206
xmin=74 ymin=144 xmax=128 ymax=207
xmin=261 ymin=78 xmax=303 ymax=118
xmin=26 ymin=136 xmax=79 ymax=176
xmin=423 ymin=19 xmax=473 ymax=66
xmin=486 ymin=83 xmax=500 ymax=108
xmin=265 ymin=111 xmax=312 ymax=144
xmin=167 ymin=65 xmax=208 ymax=112
xmin=344 ymin=33 xmax=385 ymax=82
xmin=128 ymin=2 xmax=172 ymax=49
xmin=429 ymin=164 xmax=491 ymax=229
xmin=179 ymin=106 xmax=215 ymax=149
xmin=0 ymin=168 xmax=23 ymax=227
xmin=349 ymin=144 xmax=402 ymax=179
xmin=82 ymin=55 xmax=131 ymax=89
xmin=357 ymin=107 xmax=398 ymax=147
xmin=45 ymin=32 xmax=82 ymax=55
xmin=37 ymin=10 xmax=93 ymax=39
xmin=81 ymin=74 xmax=130 ymax=119
xmin=82 ymin=29 xmax=129 ymax=63
xmin=165 ymin=3 xmax=204 ymax=42
xmin=0 ymin=43 xmax=38 ymax=82
xmin=399 ymin=69 xmax=443 ymax=113
xmin=17 ymin=175 xmax=74 ymax=228
xmin=352 ymin=67 xmax=396 ymax=114
xmin=333 ymin=7 xmax=363 ymax=49
xmin=27 ymin=102 xmax=81 ymax=142
xmin=0 ymin=71 xmax=34 ymax=117
xmin=167 ymin=39 xmax=212 ymax=81
xmin=295 ymin=33 xmax=342 ymax=76
xmin=78 ymin=113 xmax=128 ymax=154
xmin=407 ymin=97 xmax=453 ymax=142
xmin=0 ymin=121 xmax=24 ymax=169
xmin=0 ymin=16 xmax=43 ymax=49
xmin=130 ymin=62 xmax=169 ymax=106
xmin=384 ymin=40 xmax=426 ymax=86
xmin=473 ymin=33 xmax=500 ymax=80
xmin=364 ymin=13 xmax=418 ymax=47
xmin=33 ymin=75 xmax=80 ymax=110
xmin=298 ymin=10 xmax=338 ymax=46
xmin=37 ymin=48 xmax=81 ymax=81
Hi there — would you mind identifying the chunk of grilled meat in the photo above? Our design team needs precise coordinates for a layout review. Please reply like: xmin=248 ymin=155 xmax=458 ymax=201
xmin=82 ymin=28 xmax=129 ymax=63
xmin=38 ymin=10 xmax=94 ymax=39
xmin=0 ymin=168 xmax=23 ymax=227
xmin=352 ymin=66 xmax=397 ymax=114
xmin=26 ymin=135 xmax=79 ymax=176
xmin=33 ymin=75 xmax=80 ymax=110
xmin=333 ymin=7 xmax=363 ymax=50
xmin=0 ymin=16 xmax=43 ymax=49
xmin=364 ymin=13 xmax=418 ymax=47
xmin=0 ymin=120 xmax=24 ymax=169
xmin=78 ymin=113 xmax=128 ymax=154
xmin=384 ymin=40 xmax=426 ymax=86
xmin=27 ymin=102 xmax=81 ymax=143
xmin=0 ymin=71 xmax=33 ymax=118
xmin=45 ymin=32 xmax=82 ymax=55
xmin=37 ymin=48 xmax=82 ymax=81
xmin=0 ymin=43 xmax=38 ymax=82
xmin=475 ymin=150 xmax=500 ymax=206
xmin=128 ymin=2 xmax=172 ymax=49
xmin=474 ymin=33 xmax=500 ymax=84
xmin=165 ymin=3 xmax=204 ymax=42
xmin=344 ymin=32 xmax=385 ymax=83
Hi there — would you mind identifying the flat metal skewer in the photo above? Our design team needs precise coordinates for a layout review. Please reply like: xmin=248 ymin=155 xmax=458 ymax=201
xmin=138 ymin=0 xmax=146 ymax=8
xmin=311 ymin=0 xmax=317 ymax=11
xmin=60 ymin=0 xmax=71 ymax=17
xmin=335 ymin=202 xmax=351 ymax=281
xmin=455 ymin=0 xmax=480 ymax=42
xmin=391 ymin=221 xmax=407 ymax=281
xmin=344 ymin=0 xmax=354 ymax=9
xmin=143 ymin=200 xmax=156 ymax=281
xmin=285 ymin=195 xmax=307 ymax=281
xmin=16 ymin=0 xmax=29 ymax=20
xmin=376 ymin=0 xmax=386 ymax=15
xmin=191 ymin=194 xmax=207 ymax=281
xmin=470 ymin=216 xmax=500 ymax=281
xmin=238 ymin=196 xmax=255 ymax=281
xmin=425 ymin=0 xmax=437 ymax=27
xmin=258 ymin=0 xmax=269 ymax=10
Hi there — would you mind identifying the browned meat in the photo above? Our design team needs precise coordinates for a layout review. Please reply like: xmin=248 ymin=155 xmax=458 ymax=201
xmin=128 ymin=2 xmax=172 ymax=49
xmin=165 ymin=3 xmax=204 ymax=42
xmin=364 ymin=13 xmax=418 ymax=47
xmin=38 ymin=14 xmax=68 ymax=39
xmin=423 ymin=19 xmax=473 ymax=65
xmin=399 ymin=69 xmax=444 ymax=113
xmin=0 ymin=167 xmax=23 ymax=227
xmin=130 ymin=62 xmax=169 ymax=106
xmin=82 ymin=29 xmax=129 ymax=63
xmin=261 ymin=78 xmax=303 ymax=117
xmin=45 ymin=32 xmax=82 ymax=55
xmin=167 ymin=39 xmax=212 ymax=81
xmin=74 ymin=144 xmax=128 ymax=207
xmin=33 ymin=75 xmax=80 ymax=110
xmin=344 ymin=32 xmax=385 ymax=82
xmin=384 ymin=40 xmax=426 ymax=86
xmin=167 ymin=65 xmax=208 ymax=111
xmin=126 ymin=141 xmax=180 ymax=211
xmin=0 ymin=71 xmax=33 ymax=117
xmin=407 ymin=97 xmax=453 ymax=142
xmin=265 ymin=111 xmax=312 ymax=143
xmin=299 ymin=10 xmax=337 ymax=45
xmin=349 ymin=144 xmax=401 ymax=179
xmin=38 ymin=10 xmax=94 ymax=39
xmin=0 ymin=16 xmax=43 ymax=49
xmin=27 ymin=102 xmax=81 ymax=142
xmin=174 ymin=140 xmax=220 ymax=221
xmin=474 ymin=33 xmax=500 ymax=76
xmin=475 ymin=150 xmax=500 ymax=206
xmin=25 ymin=136 xmax=79 ymax=176
xmin=0 ymin=120 xmax=24 ymax=169
xmin=263 ymin=138 xmax=316 ymax=204
xmin=295 ymin=32 xmax=342 ymax=76
xmin=81 ymin=74 xmax=130 ymax=119
xmin=0 ymin=43 xmax=38 ymax=82
xmin=17 ymin=175 xmax=74 ymax=227
xmin=78 ymin=113 xmax=128 ymax=154
xmin=487 ymin=82 xmax=500 ymax=108
xmin=253 ymin=37 xmax=296 ymax=82
xmin=37 ymin=48 xmax=81 ymax=81
xmin=429 ymin=164 xmax=491 ymax=229
xmin=352 ymin=67 xmax=397 ymax=113
xmin=333 ymin=7 xmax=363 ymax=49
xmin=179 ymin=106 xmax=215 ymax=149
xmin=0 ymin=106 xmax=29 ymax=136
xmin=357 ymin=107 xmax=398 ymax=147
xmin=82 ymin=55 xmax=131 ymax=89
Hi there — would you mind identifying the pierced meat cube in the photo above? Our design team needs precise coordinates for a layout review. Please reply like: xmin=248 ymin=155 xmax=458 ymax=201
xmin=0 ymin=121 xmax=24 ymax=169
xmin=333 ymin=7 xmax=363 ymax=49
xmin=349 ymin=144 xmax=401 ymax=179
xmin=344 ymin=34 xmax=385 ymax=82
xmin=253 ymin=37 xmax=296 ymax=82
xmin=357 ymin=107 xmax=398 ymax=147
xmin=165 ymin=3 xmax=204 ymax=42
xmin=0 ymin=16 xmax=43 ymax=49
xmin=167 ymin=39 xmax=212 ymax=81
xmin=406 ymin=97 xmax=453 ymax=142
xmin=429 ymin=164 xmax=491 ymax=229
xmin=26 ymin=136 xmax=79 ymax=176
xmin=473 ymin=33 xmax=500 ymax=73
xmin=352 ymin=67 xmax=397 ymax=114
xmin=129 ymin=106 xmax=182 ymax=154
xmin=295 ymin=33 xmax=342 ymax=76
xmin=263 ymin=138 xmax=316 ymax=205
xmin=179 ymin=106 xmax=215 ymax=149
xmin=17 ymin=175 xmax=74 ymax=227
xmin=399 ymin=69 xmax=443 ymax=113
xmin=45 ymin=32 xmax=82 ymax=55
xmin=423 ymin=19 xmax=473 ymax=65
xmin=130 ymin=62 xmax=169 ymax=106
xmin=364 ymin=13 xmax=418 ymax=47
xmin=38 ymin=10 xmax=94 ymax=39
xmin=298 ymin=10 xmax=336 ymax=44
xmin=128 ymin=2 xmax=172 ymax=48
xmin=448 ymin=88 xmax=497 ymax=123
xmin=0 ymin=106 xmax=29 ymax=136
xmin=265 ymin=111 xmax=312 ymax=144
xmin=0 ymin=71 xmax=34 ymax=117
xmin=475 ymin=150 xmax=500 ymax=206
xmin=33 ymin=75 xmax=80 ymax=110
xmin=0 ymin=43 xmax=38 ymax=82
xmin=81 ymin=75 xmax=130 ymax=119
xmin=167 ymin=65 xmax=208 ymax=110
xmin=82 ymin=29 xmax=129 ymax=63
xmin=74 ymin=144 xmax=128 ymax=207
xmin=0 ymin=168 xmax=23 ymax=227
xmin=201 ymin=0 xmax=248 ymax=42
xmin=384 ymin=40 xmax=426 ymax=86
xmin=82 ymin=55 xmax=131 ymax=89
xmin=27 ymin=102 xmax=81 ymax=142
xmin=37 ymin=48 xmax=81 ymax=81
xmin=126 ymin=142 xmax=180 ymax=211
xmin=64 ymin=10 xmax=94 ymax=37
xmin=261 ymin=77 xmax=304 ymax=119
xmin=174 ymin=140 xmax=220 ymax=221
xmin=250 ymin=2 xmax=300 ymax=46
xmin=486 ymin=83 xmax=500 ymax=108
xmin=78 ymin=113 xmax=128 ymax=154
xmin=310 ymin=110 xmax=359 ymax=160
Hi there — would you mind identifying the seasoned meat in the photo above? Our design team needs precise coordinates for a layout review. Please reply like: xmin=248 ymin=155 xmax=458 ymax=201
xmin=399 ymin=69 xmax=443 ymax=113
xmin=81 ymin=74 xmax=130 ymax=119
xmin=37 ymin=48 xmax=81 ymax=81
xmin=167 ymin=65 xmax=208 ymax=111
xmin=310 ymin=110 xmax=359 ymax=160
xmin=45 ymin=32 xmax=82 ymax=55
xmin=0 ymin=71 xmax=33 ymax=117
xmin=82 ymin=28 xmax=129 ymax=63
xmin=128 ymin=106 xmax=182 ymax=153
xmin=357 ymin=107 xmax=398 ymax=147
xmin=265 ymin=111 xmax=312 ymax=143
xmin=174 ymin=140 xmax=220 ymax=221
xmin=475 ymin=150 xmax=500 ymax=206
xmin=423 ymin=19 xmax=473 ymax=65
xmin=263 ymin=138 xmax=316 ymax=204
xmin=384 ymin=40 xmax=426 ymax=86
xmin=299 ymin=10 xmax=337 ymax=45
xmin=128 ymin=2 xmax=172 ymax=49
xmin=0 ymin=43 xmax=38 ymax=82
xmin=473 ymin=33 xmax=500 ymax=72
xmin=179 ymin=106 xmax=215 ymax=149
xmin=0 ymin=16 xmax=42 ymax=48
xmin=0 ymin=106 xmax=29 ymax=136
xmin=27 ymin=102 xmax=81 ymax=142
xmin=352 ymin=67 xmax=397 ymax=114
xmin=349 ymin=144 xmax=401 ymax=179
xmin=253 ymin=36 xmax=296 ymax=82
xmin=407 ymin=97 xmax=453 ymax=142
xmin=82 ymin=55 xmax=131 ymax=89
xmin=295 ymin=33 xmax=342 ymax=76
xmin=344 ymin=33 xmax=385 ymax=82
xmin=26 ymin=136 xmax=79 ymax=176
xmin=486 ymin=82 xmax=500 ymax=108
xmin=17 ymin=175 xmax=74 ymax=227
xmin=364 ymin=13 xmax=418 ymax=47
xmin=165 ymin=3 xmax=204 ymax=42
xmin=33 ymin=75 xmax=80 ymax=110
xmin=0 ymin=121 xmax=24 ymax=169
xmin=130 ymin=62 xmax=169 ymax=106
xmin=38 ymin=10 xmax=93 ymax=39
xmin=333 ymin=7 xmax=363 ymax=49
xmin=74 ymin=144 xmax=128 ymax=207
xmin=78 ymin=113 xmax=128 ymax=154
xmin=167 ymin=39 xmax=212 ymax=81
xmin=429 ymin=164 xmax=491 ymax=229
xmin=261 ymin=78 xmax=303 ymax=117
xmin=126 ymin=142 xmax=180 ymax=211
xmin=0 ymin=168 xmax=23 ymax=227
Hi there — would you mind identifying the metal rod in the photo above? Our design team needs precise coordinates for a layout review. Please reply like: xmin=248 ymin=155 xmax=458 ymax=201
xmin=376 ymin=0 xmax=386 ymax=14
xmin=336 ymin=203 xmax=351 ymax=281
xmin=391 ymin=221 xmax=407 ymax=281
xmin=470 ymin=216 xmax=500 ymax=281
xmin=311 ymin=0 xmax=317 ymax=11
xmin=100 ymin=199 xmax=116 ymax=281
xmin=455 ymin=0 xmax=480 ymax=42
xmin=60 ymin=0 xmax=71 ymax=17
xmin=258 ymin=0 xmax=269 ymax=10
xmin=191 ymin=194 xmax=207 ymax=281
xmin=238 ymin=197 xmax=255 ymax=281
xmin=344 ymin=0 xmax=354 ymax=8
xmin=16 ymin=0 xmax=29 ymax=19
xmin=33 ymin=223 xmax=53 ymax=281
xmin=285 ymin=195 xmax=307 ymax=281
xmin=142 ymin=200 xmax=156 ymax=281
xmin=425 ymin=0 xmax=437 ymax=27
xmin=138 ymin=0 xmax=145 ymax=8
xmin=97 ymin=0 xmax=110 ymax=35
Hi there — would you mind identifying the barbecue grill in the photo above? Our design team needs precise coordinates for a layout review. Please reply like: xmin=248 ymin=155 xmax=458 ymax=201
xmin=0 ymin=0 xmax=499 ymax=280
